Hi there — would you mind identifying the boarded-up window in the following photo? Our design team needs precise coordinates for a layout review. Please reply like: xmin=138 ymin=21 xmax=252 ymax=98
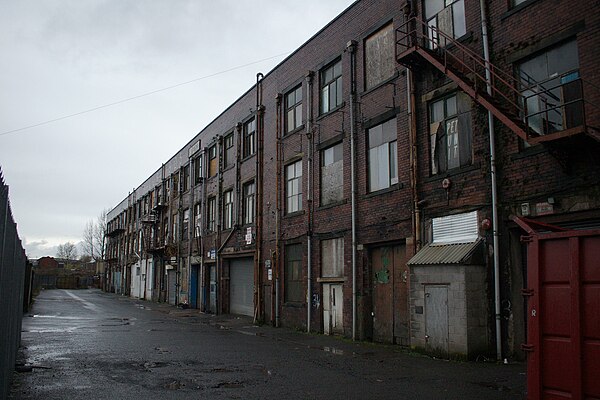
xmin=321 ymin=142 xmax=344 ymax=205
xmin=285 ymin=244 xmax=303 ymax=303
xmin=365 ymin=23 xmax=395 ymax=90
xmin=321 ymin=237 xmax=344 ymax=278
xmin=430 ymin=92 xmax=471 ymax=174
xmin=368 ymin=118 xmax=398 ymax=192
xmin=208 ymin=145 xmax=218 ymax=177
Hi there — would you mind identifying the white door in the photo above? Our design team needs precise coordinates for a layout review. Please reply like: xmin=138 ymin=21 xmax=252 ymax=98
xmin=425 ymin=285 xmax=449 ymax=355
xmin=323 ymin=283 xmax=343 ymax=335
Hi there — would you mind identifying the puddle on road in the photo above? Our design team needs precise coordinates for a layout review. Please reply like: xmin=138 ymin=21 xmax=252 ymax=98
xmin=30 ymin=315 xmax=94 ymax=320
xmin=322 ymin=346 xmax=345 ymax=355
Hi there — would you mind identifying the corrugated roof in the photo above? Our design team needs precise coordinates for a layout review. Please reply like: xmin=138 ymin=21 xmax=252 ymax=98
xmin=407 ymin=239 xmax=483 ymax=266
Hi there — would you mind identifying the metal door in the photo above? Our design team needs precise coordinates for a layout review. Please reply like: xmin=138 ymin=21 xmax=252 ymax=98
xmin=323 ymin=283 xmax=343 ymax=335
xmin=209 ymin=265 xmax=217 ymax=314
xmin=190 ymin=265 xmax=199 ymax=309
xmin=371 ymin=245 xmax=409 ymax=344
xmin=425 ymin=285 xmax=449 ymax=355
xmin=516 ymin=220 xmax=600 ymax=400
xmin=229 ymin=257 xmax=253 ymax=316
xmin=167 ymin=270 xmax=177 ymax=305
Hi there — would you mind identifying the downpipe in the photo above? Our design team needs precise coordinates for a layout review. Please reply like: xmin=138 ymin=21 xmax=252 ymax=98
xmin=346 ymin=40 xmax=358 ymax=341
xmin=480 ymin=0 xmax=502 ymax=361
xmin=306 ymin=72 xmax=313 ymax=333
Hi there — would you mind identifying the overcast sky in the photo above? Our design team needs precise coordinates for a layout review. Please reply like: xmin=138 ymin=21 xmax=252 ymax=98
xmin=0 ymin=0 xmax=355 ymax=259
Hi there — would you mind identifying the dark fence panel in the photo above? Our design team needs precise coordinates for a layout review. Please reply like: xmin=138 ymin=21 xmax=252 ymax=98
xmin=0 ymin=170 xmax=28 ymax=399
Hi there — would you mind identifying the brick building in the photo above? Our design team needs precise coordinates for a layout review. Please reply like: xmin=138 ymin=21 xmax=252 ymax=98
xmin=105 ymin=0 xmax=600 ymax=359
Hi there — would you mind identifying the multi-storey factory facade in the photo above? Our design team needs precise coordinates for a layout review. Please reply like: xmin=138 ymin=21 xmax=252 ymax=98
xmin=105 ymin=0 xmax=600 ymax=359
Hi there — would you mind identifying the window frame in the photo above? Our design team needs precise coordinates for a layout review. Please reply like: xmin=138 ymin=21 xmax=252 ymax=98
xmin=285 ymin=85 xmax=303 ymax=133
xmin=425 ymin=0 xmax=466 ymax=49
xmin=320 ymin=142 xmax=344 ymax=205
xmin=194 ymin=154 xmax=203 ymax=184
xmin=243 ymin=181 xmax=255 ymax=225
xmin=429 ymin=92 xmax=472 ymax=174
xmin=320 ymin=59 xmax=343 ymax=114
xmin=182 ymin=208 xmax=190 ymax=240
xmin=224 ymin=133 xmax=235 ymax=168
xmin=207 ymin=196 xmax=216 ymax=233
xmin=367 ymin=117 xmax=398 ymax=193
xmin=285 ymin=160 xmax=303 ymax=214
xmin=243 ymin=118 xmax=256 ymax=158
xmin=223 ymin=190 xmax=234 ymax=230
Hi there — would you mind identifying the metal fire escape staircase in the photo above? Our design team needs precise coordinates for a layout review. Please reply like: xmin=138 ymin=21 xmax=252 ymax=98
xmin=396 ymin=17 xmax=600 ymax=146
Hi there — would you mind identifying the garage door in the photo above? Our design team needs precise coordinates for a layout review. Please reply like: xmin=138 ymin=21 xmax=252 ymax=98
xmin=229 ymin=257 xmax=254 ymax=316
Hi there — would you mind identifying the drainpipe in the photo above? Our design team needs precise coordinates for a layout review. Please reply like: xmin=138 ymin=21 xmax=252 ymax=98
xmin=408 ymin=68 xmax=421 ymax=253
xmin=346 ymin=40 xmax=358 ymax=341
xmin=255 ymin=72 xmax=265 ymax=324
xmin=480 ymin=0 xmax=502 ymax=361
xmin=306 ymin=71 xmax=314 ymax=333
xmin=275 ymin=93 xmax=282 ymax=327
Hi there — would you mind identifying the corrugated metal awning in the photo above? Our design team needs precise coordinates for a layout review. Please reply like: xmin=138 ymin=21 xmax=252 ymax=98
xmin=407 ymin=239 xmax=484 ymax=266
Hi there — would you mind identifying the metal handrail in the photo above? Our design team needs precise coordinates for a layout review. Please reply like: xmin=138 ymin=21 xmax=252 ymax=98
xmin=396 ymin=17 xmax=526 ymax=116
xmin=396 ymin=17 xmax=600 ymax=141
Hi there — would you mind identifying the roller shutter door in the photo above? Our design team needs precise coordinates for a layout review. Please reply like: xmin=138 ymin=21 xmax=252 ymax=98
xmin=229 ymin=257 xmax=254 ymax=316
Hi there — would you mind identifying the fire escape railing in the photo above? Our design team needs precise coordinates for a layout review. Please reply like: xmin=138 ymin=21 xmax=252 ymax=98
xmin=396 ymin=17 xmax=599 ymax=144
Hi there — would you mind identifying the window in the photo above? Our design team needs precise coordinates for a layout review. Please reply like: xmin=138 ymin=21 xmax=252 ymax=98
xmin=163 ymin=218 xmax=169 ymax=244
xmin=224 ymin=133 xmax=235 ymax=167
xmin=172 ymin=213 xmax=178 ymax=242
xmin=518 ymin=40 xmax=582 ymax=136
xmin=429 ymin=93 xmax=472 ymax=174
xmin=194 ymin=154 xmax=203 ymax=184
xmin=207 ymin=197 xmax=216 ymax=232
xmin=171 ymin=172 xmax=179 ymax=197
xmin=321 ymin=142 xmax=344 ymax=205
xmin=223 ymin=190 xmax=233 ymax=230
xmin=182 ymin=208 xmax=190 ymax=240
xmin=286 ymin=160 xmax=303 ymax=214
xmin=285 ymin=85 xmax=303 ymax=133
xmin=321 ymin=238 xmax=344 ymax=278
xmin=320 ymin=59 xmax=342 ymax=114
xmin=243 ymin=181 xmax=255 ymax=225
xmin=208 ymin=145 xmax=218 ymax=178
xmin=425 ymin=0 xmax=466 ymax=48
xmin=243 ymin=118 xmax=256 ymax=158
xmin=182 ymin=165 xmax=190 ymax=192
xmin=194 ymin=203 xmax=201 ymax=237
xmin=285 ymin=244 xmax=303 ymax=303
xmin=365 ymin=23 xmax=395 ymax=90
xmin=368 ymin=118 xmax=398 ymax=192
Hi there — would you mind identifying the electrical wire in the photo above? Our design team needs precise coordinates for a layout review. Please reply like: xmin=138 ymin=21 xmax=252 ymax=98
xmin=0 ymin=52 xmax=290 ymax=137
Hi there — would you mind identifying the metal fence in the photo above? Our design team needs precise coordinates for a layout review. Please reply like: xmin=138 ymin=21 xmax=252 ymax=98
xmin=0 ymin=169 xmax=28 ymax=399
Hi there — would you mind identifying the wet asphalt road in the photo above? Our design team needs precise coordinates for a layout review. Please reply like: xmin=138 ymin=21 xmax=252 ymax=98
xmin=10 ymin=289 xmax=526 ymax=399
